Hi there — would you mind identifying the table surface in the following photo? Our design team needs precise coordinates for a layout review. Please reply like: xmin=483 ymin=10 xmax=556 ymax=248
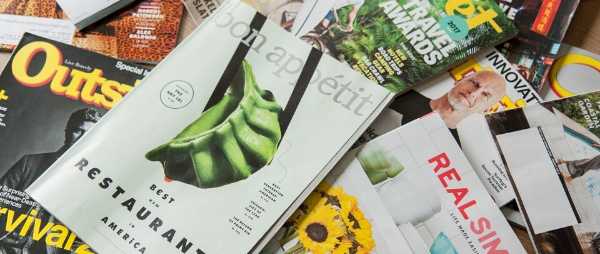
xmin=2 ymin=1 xmax=600 ymax=253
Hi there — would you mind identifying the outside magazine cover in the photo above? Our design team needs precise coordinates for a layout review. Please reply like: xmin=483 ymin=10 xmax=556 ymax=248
xmin=353 ymin=114 xmax=526 ymax=254
xmin=480 ymin=91 xmax=600 ymax=253
xmin=260 ymin=150 xmax=414 ymax=254
xmin=0 ymin=33 xmax=149 ymax=254
xmin=496 ymin=0 xmax=580 ymax=92
xmin=26 ymin=1 xmax=393 ymax=254
xmin=245 ymin=0 xmax=518 ymax=93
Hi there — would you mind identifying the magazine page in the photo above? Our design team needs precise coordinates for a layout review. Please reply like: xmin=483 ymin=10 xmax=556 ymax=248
xmin=496 ymin=0 xmax=580 ymax=91
xmin=260 ymin=150 xmax=414 ymax=254
xmin=353 ymin=48 xmax=543 ymax=206
xmin=474 ymin=92 xmax=600 ymax=253
xmin=480 ymin=91 xmax=600 ymax=253
xmin=182 ymin=0 xmax=224 ymax=25
xmin=355 ymin=114 xmax=526 ymax=254
xmin=495 ymin=127 xmax=582 ymax=254
xmin=73 ymin=0 xmax=184 ymax=64
xmin=0 ymin=0 xmax=75 ymax=51
xmin=26 ymin=1 xmax=393 ymax=254
xmin=244 ymin=0 xmax=518 ymax=93
xmin=354 ymin=48 xmax=541 ymax=148
xmin=540 ymin=44 xmax=600 ymax=100
xmin=56 ymin=0 xmax=137 ymax=30
xmin=0 ymin=33 xmax=148 ymax=254
xmin=357 ymin=48 xmax=542 ymax=206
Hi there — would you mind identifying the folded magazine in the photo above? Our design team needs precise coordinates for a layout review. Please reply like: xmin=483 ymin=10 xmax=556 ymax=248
xmin=353 ymin=114 xmax=526 ymax=253
xmin=25 ymin=1 xmax=393 ymax=253
xmin=0 ymin=33 xmax=149 ymax=254
xmin=479 ymin=91 xmax=600 ymax=253
xmin=245 ymin=0 xmax=518 ymax=93
xmin=260 ymin=150 xmax=413 ymax=254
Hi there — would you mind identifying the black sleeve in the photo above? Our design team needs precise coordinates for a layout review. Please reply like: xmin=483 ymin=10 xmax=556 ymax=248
xmin=0 ymin=156 xmax=27 ymax=191
xmin=388 ymin=90 xmax=432 ymax=125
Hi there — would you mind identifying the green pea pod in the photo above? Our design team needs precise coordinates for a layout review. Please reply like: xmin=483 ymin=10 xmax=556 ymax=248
xmin=146 ymin=61 xmax=283 ymax=188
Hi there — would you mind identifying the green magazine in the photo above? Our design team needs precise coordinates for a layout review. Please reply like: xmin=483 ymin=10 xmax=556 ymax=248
xmin=246 ymin=0 xmax=518 ymax=93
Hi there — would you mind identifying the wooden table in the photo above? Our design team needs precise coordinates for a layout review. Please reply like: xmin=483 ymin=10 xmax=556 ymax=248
xmin=1 ymin=2 xmax=599 ymax=253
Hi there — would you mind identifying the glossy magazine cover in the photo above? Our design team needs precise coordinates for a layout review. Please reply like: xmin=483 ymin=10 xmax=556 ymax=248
xmin=354 ymin=114 xmax=526 ymax=253
xmin=25 ymin=2 xmax=392 ymax=253
xmin=496 ymin=0 xmax=580 ymax=91
xmin=0 ymin=33 xmax=148 ymax=254
xmin=245 ymin=0 xmax=518 ymax=93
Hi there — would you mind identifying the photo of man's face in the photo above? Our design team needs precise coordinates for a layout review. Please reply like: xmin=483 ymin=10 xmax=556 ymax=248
xmin=448 ymin=71 xmax=506 ymax=112
xmin=66 ymin=120 xmax=95 ymax=146
xmin=431 ymin=70 xmax=506 ymax=128
xmin=64 ymin=108 xmax=102 ymax=147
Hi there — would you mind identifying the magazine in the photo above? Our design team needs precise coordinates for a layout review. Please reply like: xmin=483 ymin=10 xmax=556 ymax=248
xmin=0 ymin=0 xmax=183 ymax=64
xmin=496 ymin=0 xmax=580 ymax=91
xmin=56 ymin=0 xmax=137 ymax=30
xmin=25 ymin=1 xmax=393 ymax=254
xmin=0 ymin=0 xmax=75 ymax=51
xmin=354 ymin=114 xmax=526 ymax=254
xmin=540 ymin=44 xmax=600 ymax=101
xmin=354 ymin=48 xmax=541 ymax=151
xmin=182 ymin=0 xmax=223 ymax=25
xmin=0 ymin=33 xmax=148 ymax=254
xmin=479 ymin=91 xmax=600 ymax=253
xmin=73 ymin=0 xmax=184 ymax=64
xmin=244 ymin=0 xmax=518 ymax=93
xmin=459 ymin=54 xmax=600 ymax=207
xmin=260 ymin=150 xmax=414 ymax=254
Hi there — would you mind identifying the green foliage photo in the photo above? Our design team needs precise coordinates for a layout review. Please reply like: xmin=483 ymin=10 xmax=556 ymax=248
xmin=326 ymin=0 xmax=516 ymax=91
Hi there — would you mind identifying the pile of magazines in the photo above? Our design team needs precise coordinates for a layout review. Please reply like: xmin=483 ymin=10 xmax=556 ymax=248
xmin=0 ymin=0 xmax=598 ymax=253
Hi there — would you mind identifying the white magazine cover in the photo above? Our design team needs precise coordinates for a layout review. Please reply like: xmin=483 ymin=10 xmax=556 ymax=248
xmin=354 ymin=114 xmax=526 ymax=254
xmin=25 ymin=1 xmax=392 ymax=254
xmin=56 ymin=0 xmax=137 ymax=29
xmin=260 ymin=150 xmax=414 ymax=254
